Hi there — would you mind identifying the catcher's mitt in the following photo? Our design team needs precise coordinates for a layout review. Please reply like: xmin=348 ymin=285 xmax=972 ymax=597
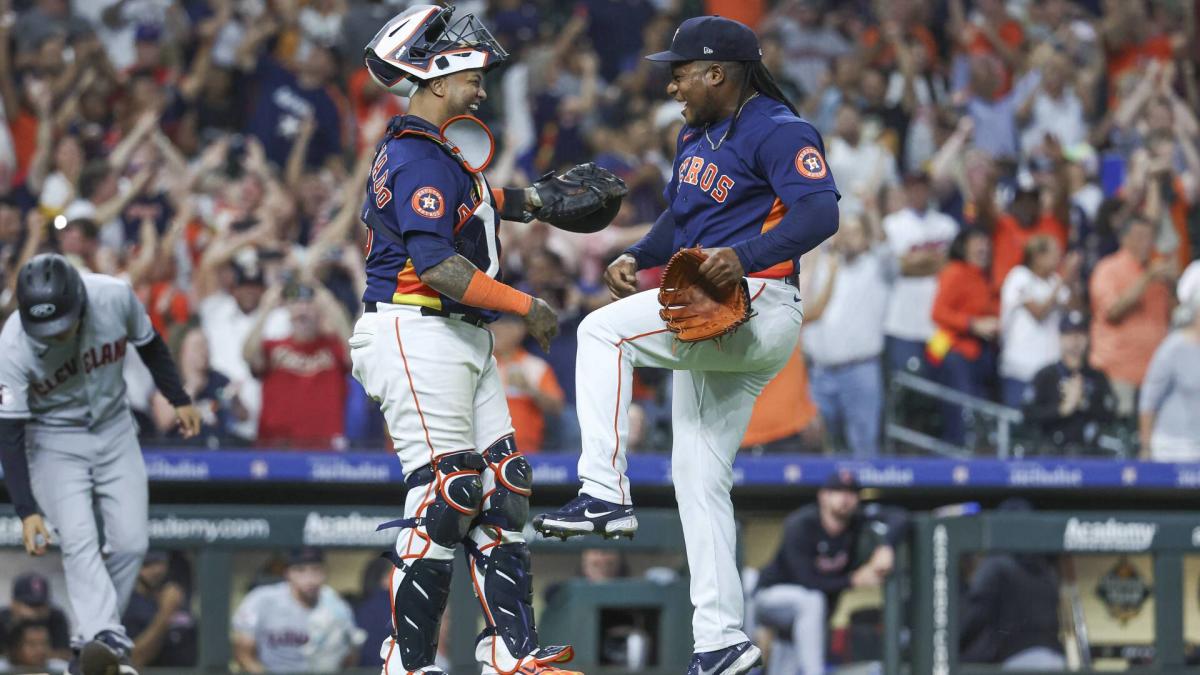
xmin=531 ymin=162 xmax=628 ymax=232
xmin=658 ymin=248 xmax=753 ymax=343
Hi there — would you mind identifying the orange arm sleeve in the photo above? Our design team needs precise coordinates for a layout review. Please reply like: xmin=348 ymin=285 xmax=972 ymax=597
xmin=461 ymin=270 xmax=534 ymax=316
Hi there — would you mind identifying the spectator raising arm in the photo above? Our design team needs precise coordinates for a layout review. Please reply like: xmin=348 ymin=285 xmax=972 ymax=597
xmin=242 ymin=284 xmax=284 ymax=375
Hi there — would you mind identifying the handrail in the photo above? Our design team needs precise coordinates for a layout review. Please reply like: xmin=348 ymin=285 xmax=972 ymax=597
xmin=886 ymin=371 xmax=1024 ymax=459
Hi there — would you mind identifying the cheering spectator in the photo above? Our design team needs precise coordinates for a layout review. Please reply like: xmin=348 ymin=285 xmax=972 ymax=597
xmin=1089 ymin=217 xmax=1174 ymax=417
xmin=0 ymin=573 xmax=70 ymax=662
xmin=990 ymin=181 xmax=1068 ymax=290
xmin=930 ymin=228 xmax=999 ymax=445
xmin=825 ymin=105 xmax=899 ymax=216
xmin=237 ymin=17 xmax=345 ymax=169
xmin=1023 ymin=311 xmax=1116 ymax=454
xmin=802 ymin=214 xmax=891 ymax=457
xmin=492 ymin=315 xmax=565 ymax=453
xmin=998 ymin=236 xmax=1077 ymax=407
xmin=232 ymin=547 xmax=363 ymax=673
xmin=244 ymin=279 xmax=351 ymax=449
xmin=881 ymin=171 xmax=958 ymax=377
xmin=1139 ymin=298 xmax=1200 ymax=462
xmin=122 ymin=551 xmax=197 ymax=668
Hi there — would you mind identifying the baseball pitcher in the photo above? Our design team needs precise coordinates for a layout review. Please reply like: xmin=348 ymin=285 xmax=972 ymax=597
xmin=535 ymin=16 xmax=841 ymax=675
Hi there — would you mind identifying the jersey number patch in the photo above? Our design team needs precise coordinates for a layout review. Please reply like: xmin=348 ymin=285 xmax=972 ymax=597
xmin=411 ymin=187 xmax=446 ymax=219
xmin=795 ymin=146 xmax=827 ymax=179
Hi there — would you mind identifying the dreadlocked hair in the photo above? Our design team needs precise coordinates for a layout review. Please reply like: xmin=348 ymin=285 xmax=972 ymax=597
xmin=716 ymin=61 xmax=800 ymax=147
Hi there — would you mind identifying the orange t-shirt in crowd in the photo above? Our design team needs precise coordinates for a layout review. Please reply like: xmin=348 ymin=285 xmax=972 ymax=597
xmin=497 ymin=347 xmax=564 ymax=453
xmin=931 ymin=261 xmax=999 ymax=361
xmin=1088 ymin=250 xmax=1172 ymax=385
xmin=1106 ymin=34 xmax=1173 ymax=104
xmin=705 ymin=0 xmax=765 ymax=29
xmin=9 ymin=111 xmax=37 ymax=184
xmin=741 ymin=344 xmax=817 ymax=447
xmin=990 ymin=212 xmax=1067 ymax=289
xmin=139 ymin=281 xmax=191 ymax=337
xmin=860 ymin=24 xmax=940 ymax=70
xmin=348 ymin=68 xmax=406 ymax=151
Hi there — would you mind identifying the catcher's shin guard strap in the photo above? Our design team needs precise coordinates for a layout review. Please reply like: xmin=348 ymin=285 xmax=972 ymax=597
xmin=388 ymin=557 xmax=454 ymax=672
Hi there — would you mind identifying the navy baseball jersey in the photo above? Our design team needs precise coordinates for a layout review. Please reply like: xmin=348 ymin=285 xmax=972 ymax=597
xmin=667 ymin=95 xmax=840 ymax=278
xmin=361 ymin=115 xmax=503 ymax=321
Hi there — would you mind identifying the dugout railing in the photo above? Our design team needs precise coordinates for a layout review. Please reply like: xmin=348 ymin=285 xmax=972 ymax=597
xmin=910 ymin=510 xmax=1200 ymax=674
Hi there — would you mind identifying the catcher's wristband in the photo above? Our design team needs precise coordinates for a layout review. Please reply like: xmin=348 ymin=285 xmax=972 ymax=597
xmin=461 ymin=270 xmax=534 ymax=316
xmin=500 ymin=187 xmax=536 ymax=223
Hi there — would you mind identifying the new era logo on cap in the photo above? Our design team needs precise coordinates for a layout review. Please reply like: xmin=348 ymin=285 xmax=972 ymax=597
xmin=645 ymin=15 xmax=762 ymax=63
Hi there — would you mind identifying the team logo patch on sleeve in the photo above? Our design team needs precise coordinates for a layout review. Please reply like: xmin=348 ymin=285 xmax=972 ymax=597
xmin=411 ymin=187 xmax=446 ymax=219
xmin=795 ymin=146 xmax=827 ymax=179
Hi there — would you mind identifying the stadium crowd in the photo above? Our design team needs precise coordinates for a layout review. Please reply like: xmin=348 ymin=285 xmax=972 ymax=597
xmin=0 ymin=0 xmax=1198 ymax=460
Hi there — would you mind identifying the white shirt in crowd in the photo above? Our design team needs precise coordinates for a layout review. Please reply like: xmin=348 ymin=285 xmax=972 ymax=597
xmin=1178 ymin=259 xmax=1200 ymax=307
xmin=803 ymin=245 xmax=893 ymax=366
xmin=826 ymin=136 xmax=899 ymax=215
xmin=999 ymin=265 xmax=1070 ymax=382
xmin=1020 ymin=89 xmax=1087 ymax=156
xmin=232 ymin=581 xmax=364 ymax=674
xmin=198 ymin=294 xmax=290 ymax=440
xmin=881 ymin=207 xmax=959 ymax=342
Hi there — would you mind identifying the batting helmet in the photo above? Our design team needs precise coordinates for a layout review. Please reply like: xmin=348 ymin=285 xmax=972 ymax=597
xmin=364 ymin=4 xmax=507 ymax=98
xmin=17 ymin=253 xmax=87 ymax=339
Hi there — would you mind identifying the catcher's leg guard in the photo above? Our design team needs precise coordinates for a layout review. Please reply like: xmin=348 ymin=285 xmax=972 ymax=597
xmin=379 ymin=451 xmax=486 ymax=674
xmin=468 ymin=437 xmax=575 ymax=674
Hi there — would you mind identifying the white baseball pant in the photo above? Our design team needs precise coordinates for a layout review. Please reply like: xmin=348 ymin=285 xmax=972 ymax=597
xmin=574 ymin=279 xmax=803 ymax=651
xmin=28 ymin=412 xmax=147 ymax=646
xmin=349 ymin=303 xmax=514 ymax=475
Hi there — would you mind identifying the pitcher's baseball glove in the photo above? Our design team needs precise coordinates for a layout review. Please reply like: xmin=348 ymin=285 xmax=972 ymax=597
xmin=658 ymin=248 xmax=752 ymax=343
xmin=530 ymin=162 xmax=627 ymax=232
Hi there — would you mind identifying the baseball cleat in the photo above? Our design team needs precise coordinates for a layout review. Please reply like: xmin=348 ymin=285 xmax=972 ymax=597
xmin=484 ymin=663 xmax=583 ymax=674
xmin=685 ymin=641 xmax=762 ymax=675
xmin=532 ymin=494 xmax=638 ymax=540
xmin=79 ymin=631 xmax=138 ymax=675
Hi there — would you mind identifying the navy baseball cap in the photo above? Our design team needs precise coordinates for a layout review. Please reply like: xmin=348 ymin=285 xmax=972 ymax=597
xmin=287 ymin=546 xmax=325 ymax=567
xmin=12 ymin=572 xmax=50 ymax=607
xmin=646 ymin=16 xmax=762 ymax=63
xmin=822 ymin=469 xmax=861 ymax=492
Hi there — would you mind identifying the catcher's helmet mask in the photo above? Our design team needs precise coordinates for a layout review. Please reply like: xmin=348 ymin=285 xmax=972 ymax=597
xmin=365 ymin=4 xmax=507 ymax=97
xmin=17 ymin=253 xmax=88 ymax=339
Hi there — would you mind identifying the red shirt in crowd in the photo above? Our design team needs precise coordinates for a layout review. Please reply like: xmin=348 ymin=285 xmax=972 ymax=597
xmin=991 ymin=212 xmax=1067 ymax=289
xmin=257 ymin=335 xmax=348 ymax=447
xmin=931 ymin=261 xmax=999 ymax=361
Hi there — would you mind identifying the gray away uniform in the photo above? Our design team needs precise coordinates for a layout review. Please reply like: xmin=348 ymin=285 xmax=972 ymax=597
xmin=0 ymin=273 xmax=156 ymax=645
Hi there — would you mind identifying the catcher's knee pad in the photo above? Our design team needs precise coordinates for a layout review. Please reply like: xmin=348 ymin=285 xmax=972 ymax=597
xmin=384 ymin=557 xmax=454 ymax=672
xmin=479 ymin=436 xmax=533 ymax=531
xmin=466 ymin=540 xmax=539 ymax=670
xmin=382 ymin=450 xmax=487 ymax=550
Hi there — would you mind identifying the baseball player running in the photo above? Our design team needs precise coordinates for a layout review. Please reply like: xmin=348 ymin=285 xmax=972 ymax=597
xmin=534 ymin=16 xmax=840 ymax=675
xmin=0 ymin=253 xmax=201 ymax=675
xmin=354 ymin=6 xmax=624 ymax=675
